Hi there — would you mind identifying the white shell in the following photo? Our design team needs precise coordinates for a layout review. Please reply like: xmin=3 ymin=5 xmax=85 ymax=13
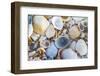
xmin=33 ymin=16 xmax=49 ymax=35
xmin=68 ymin=25 xmax=80 ymax=39
xmin=51 ymin=16 xmax=64 ymax=30
xmin=46 ymin=24 xmax=55 ymax=38
xmin=70 ymin=41 xmax=76 ymax=50
xmin=31 ymin=32 xmax=40 ymax=41
xmin=61 ymin=48 xmax=78 ymax=59
xmin=75 ymin=39 xmax=87 ymax=56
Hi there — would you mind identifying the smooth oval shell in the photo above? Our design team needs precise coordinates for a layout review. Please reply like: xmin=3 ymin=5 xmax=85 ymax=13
xmin=51 ymin=16 xmax=64 ymax=30
xmin=75 ymin=39 xmax=87 ymax=56
xmin=33 ymin=16 xmax=49 ymax=35
xmin=55 ymin=36 xmax=70 ymax=48
xmin=68 ymin=25 xmax=80 ymax=39
xmin=46 ymin=24 xmax=55 ymax=38
xmin=61 ymin=48 xmax=78 ymax=59
xmin=46 ymin=42 xmax=58 ymax=59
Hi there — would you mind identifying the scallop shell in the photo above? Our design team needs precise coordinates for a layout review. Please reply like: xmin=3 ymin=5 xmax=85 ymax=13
xmin=46 ymin=24 xmax=55 ymax=38
xmin=40 ymin=40 xmax=50 ymax=48
xmin=46 ymin=42 xmax=58 ymax=59
xmin=55 ymin=36 xmax=70 ymax=48
xmin=61 ymin=48 xmax=78 ymax=59
xmin=75 ymin=39 xmax=87 ymax=56
xmin=51 ymin=16 xmax=64 ymax=30
xmin=33 ymin=16 xmax=49 ymax=35
xmin=68 ymin=25 xmax=80 ymax=39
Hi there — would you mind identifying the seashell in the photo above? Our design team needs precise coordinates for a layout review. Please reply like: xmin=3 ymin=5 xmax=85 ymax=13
xmin=72 ymin=17 xmax=85 ymax=23
xmin=33 ymin=16 xmax=49 ymax=35
xmin=46 ymin=24 xmax=55 ymax=38
xmin=40 ymin=40 xmax=50 ymax=48
xmin=37 ymin=48 xmax=46 ymax=55
xmin=55 ymin=36 xmax=70 ymax=48
xmin=70 ymin=41 xmax=76 ymax=50
xmin=46 ymin=42 xmax=58 ymax=59
xmin=44 ymin=16 xmax=52 ymax=20
xmin=31 ymin=32 xmax=40 ymax=41
xmin=28 ymin=51 xmax=36 ymax=57
xmin=51 ymin=16 xmax=64 ymax=30
xmin=62 ymin=16 xmax=71 ymax=23
xmin=61 ymin=48 xmax=78 ymax=59
xmin=33 ymin=57 xmax=41 ymax=61
xmin=39 ymin=35 xmax=47 ymax=41
xmin=75 ymin=39 xmax=87 ymax=56
xmin=68 ymin=25 xmax=80 ymax=39
xmin=28 ymin=15 xmax=33 ymax=37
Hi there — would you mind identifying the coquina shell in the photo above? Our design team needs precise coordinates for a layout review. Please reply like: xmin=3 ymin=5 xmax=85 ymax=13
xmin=40 ymin=40 xmax=50 ymax=48
xmin=75 ymin=39 xmax=87 ymax=56
xmin=51 ymin=16 xmax=64 ymax=30
xmin=68 ymin=25 xmax=80 ymax=39
xmin=33 ymin=16 xmax=49 ymax=35
xmin=46 ymin=42 xmax=58 ymax=59
xmin=46 ymin=24 xmax=55 ymax=38
xmin=31 ymin=32 xmax=40 ymax=41
xmin=61 ymin=48 xmax=78 ymax=59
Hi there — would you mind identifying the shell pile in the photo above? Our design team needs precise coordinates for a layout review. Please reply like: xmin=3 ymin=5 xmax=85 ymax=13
xmin=28 ymin=15 xmax=88 ymax=61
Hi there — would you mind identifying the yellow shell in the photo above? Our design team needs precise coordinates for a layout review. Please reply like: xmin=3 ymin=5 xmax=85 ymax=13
xmin=33 ymin=16 xmax=49 ymax=35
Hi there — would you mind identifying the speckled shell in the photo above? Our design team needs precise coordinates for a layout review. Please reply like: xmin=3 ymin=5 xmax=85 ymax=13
xmin=68 ymin=25 xmax=80 ymax=39
xmin=61 ymin=48 xmax=78 ymax=59
xmin=33 ymin=16 xmax=49 ymax=35
xmin=46 ymin=42 xmax=58 ymax=59
xmin=75 ymin=39 xmax=87 ymax=56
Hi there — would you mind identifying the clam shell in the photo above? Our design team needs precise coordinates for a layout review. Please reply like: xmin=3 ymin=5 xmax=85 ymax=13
xmin=33 ymin=16 xmax=49 ymax=35
xmin=51 ymin=16 xmax=64 ymax=30
xmin=75 ymin=39 xmax=87 ymax=56
xmin=61 ymin=48 xmax=78 ymax=59
xmin=40 ymin=40 xmax=50 ymax=48
xmin=55 ymin=36 xmax=70 ymax=48
xmin=46 ymin=24 xmax=55 ymax=38
xmin=68 ymin=25 xmax=80 ymax=39
xmin=46 ymin=42 xmax=58 ymax=59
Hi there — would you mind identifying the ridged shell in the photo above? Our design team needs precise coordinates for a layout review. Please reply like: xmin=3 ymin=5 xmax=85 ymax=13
xmin=33 ymin=16 xmax=49 ymax=35
xmin=68 ymin=25 xmax=80 ymax=39
xmin=75 ymin=39 xmax=87 ymax=56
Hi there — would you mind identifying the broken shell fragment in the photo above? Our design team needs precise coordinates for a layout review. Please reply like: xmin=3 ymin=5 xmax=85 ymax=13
xmin=46 ymin=24 xmax=55 ymax=38
xmin=46 ymin=42 xmax=58 ymax=59
xmin=55 ymin=36 xmax=70 ymax=48
xmin=61 ymin=48 xmax=78 ymax=59
xmin=75 ymin=39 xmax=87 ymax=56
xmin=68 ymin=25 xmax=80 ymax=39
xmin=40 ymin=40 xmax=50 ymax=48
xmin=51 ymin=16 xmax=64 ymax=30
xmin=33 ymin=16 xmax=49 ymax=35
